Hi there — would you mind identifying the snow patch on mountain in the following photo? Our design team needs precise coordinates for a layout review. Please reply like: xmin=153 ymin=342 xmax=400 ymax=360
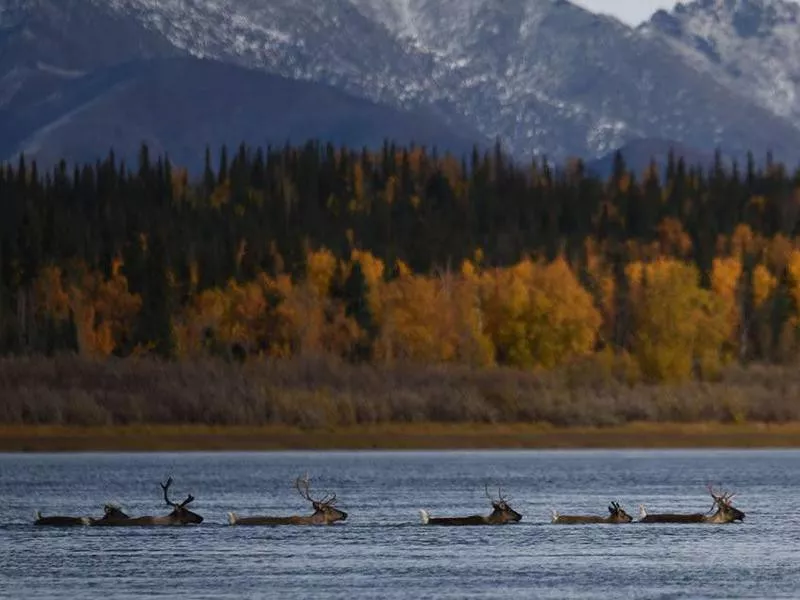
xmin=5 ymin=0 xmax=800 ymax=163
xmin=642 ymin=0 xmax=800 ymax=126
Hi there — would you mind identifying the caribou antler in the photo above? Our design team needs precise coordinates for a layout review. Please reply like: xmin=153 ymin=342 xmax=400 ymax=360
xmin=295 ymin=473 xmax=336 ymax=506
xmin=296 ymin=473 xmax=313 ymax=502
xmin=161 ymin=477 xmax=195 ymax=508
xmin=485 ymin=483 xmax=510 ymax=504
xmin=485 ymin=483 xmax=494 ymax=502
xmin=707 ymin=484 xmax=736 ymax=512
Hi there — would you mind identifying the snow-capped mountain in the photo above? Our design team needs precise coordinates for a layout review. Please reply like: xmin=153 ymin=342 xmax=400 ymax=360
xmin=3 ymin=0 xmax=800 ymax=169
xmin=90 ymin=0 xmax=800 ymax=162
xmin=0 ymin=0 xmax=483 ymax=169
xmin=642 ymin=0 xmax=800 ymax=131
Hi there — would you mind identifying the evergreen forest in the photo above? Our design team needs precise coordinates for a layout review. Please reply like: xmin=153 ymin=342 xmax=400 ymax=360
xmin=3 ymin=140 xmax=800 ymax=427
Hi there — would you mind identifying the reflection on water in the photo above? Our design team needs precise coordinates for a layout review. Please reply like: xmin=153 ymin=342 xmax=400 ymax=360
xmin=0 ymin=450 xmax=798 ymax=599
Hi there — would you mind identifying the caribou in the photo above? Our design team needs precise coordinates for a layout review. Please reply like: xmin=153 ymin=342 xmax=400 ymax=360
xmin=91 ymin=477 xmax=204 ymax=526
xmin=34 ymin=504 xmax=130 ymax=527
xmin=638 ymin=485 xmax=745 ymax=524
xmin=551 ymin=501 xmax=634 ymax=524
xmin=419 ymin=484 xmax=523 ymax=526
xmin=227 ymin=474 xmax=348 ymax=526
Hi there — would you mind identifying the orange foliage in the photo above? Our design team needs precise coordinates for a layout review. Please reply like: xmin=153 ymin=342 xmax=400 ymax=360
xmin=730 ymin=224 xmax=760 ymax=258
xmin=786 ymin=251 xmax=800 ymax=323
xmin=51 ymin=267 xmax=142 ymax=358
xmin=752 ymin=264 xmax=777 ymax=309
xmin=305 ymin=248 xmax=338 ymax=298
xmin=656 ymin=217 xmax=693 ymax=257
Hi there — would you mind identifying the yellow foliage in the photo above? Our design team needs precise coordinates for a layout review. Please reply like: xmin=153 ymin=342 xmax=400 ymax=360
xmin=786 ymin=250 xmax=800 ymax=323
xmin=479 ymin=256 xmax=602 ymax=369
xmin=657 ymin=217 xmax=693 ymax=257
xmin=375 ymin=271 xmax=493 ymax=366
xmin=473 ymin=247 xmax=484 ymax=266
xmin=730 ymin=224 xmax=758 ymax=257
xmin=711 ymin=257 xmax=742 ymax=347
xmin=395 ymin=260 xmax=412 ymax=278
xmin=305 ymin=248 xmax=338 ymax=298
xmin=752 ymin=264 xmax=777 ymax=309
xmin=628 ymin=259 xmax=729 ymax=382
xmin=376 ymin=274 xmax=453 ymax=363
xmin=349 ymin=249 xmax=384 ymax=317
xmin=177 ymin=273 xmax=305 ymax=359
xmin=767 ymin=234 xmax=793 ymax=272
xmin=711 ymin=257 xmax=742 ymax=299
xmin=460 ymin=259 xmax=478 ymax=280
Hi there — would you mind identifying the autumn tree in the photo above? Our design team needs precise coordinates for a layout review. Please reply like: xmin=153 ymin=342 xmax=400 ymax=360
xmin=480 ymin=256 xmax=602 ymax=369
xmin=627 ymin=259 xmax=729 ymax=382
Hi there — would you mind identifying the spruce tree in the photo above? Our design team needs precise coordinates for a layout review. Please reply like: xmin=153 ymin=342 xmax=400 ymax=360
xmin=338 ymin=261 xmax=376 ymax=362
xmin=135 ymin=233 xmax=176 ymax=359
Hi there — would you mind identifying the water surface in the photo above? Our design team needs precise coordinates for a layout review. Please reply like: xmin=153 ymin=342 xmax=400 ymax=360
xmin=0 ymin=450 xmax=797 ymax=599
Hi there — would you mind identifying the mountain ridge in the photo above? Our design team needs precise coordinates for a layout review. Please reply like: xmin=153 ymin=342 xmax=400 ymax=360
xmin=642 ymin=0 xmax=800 ymax=130
xmin=3 ymin=0 xmax=800 ymax=171
xmin=96 ymin=0 xmax=800 ymax=163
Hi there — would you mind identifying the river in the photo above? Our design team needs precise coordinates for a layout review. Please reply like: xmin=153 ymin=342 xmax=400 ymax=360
xmin=0 ymin=450 xmax=796 ymax=599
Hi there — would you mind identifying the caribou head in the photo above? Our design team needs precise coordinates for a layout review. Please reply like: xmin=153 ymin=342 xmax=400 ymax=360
xmin=295 ymin=474 xmax=348 ymax=524
xmin=706 ymin=484 xmax=745 ymax=523
xmin=638 ymin=484 xmax=746 ymax=524
xmin=485 ymin=484 xmax=523 ymax=524
xmin=551 ymin=500 xmax=633 ymax=524
xmin=161 ymin=477 xmax=204 ymax=524
xmin=607 ymin=501 xmax=633 ymax=523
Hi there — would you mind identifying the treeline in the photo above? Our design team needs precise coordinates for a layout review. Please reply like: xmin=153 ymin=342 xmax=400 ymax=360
xmin=2 ymin=141 xmax=800 ymax=384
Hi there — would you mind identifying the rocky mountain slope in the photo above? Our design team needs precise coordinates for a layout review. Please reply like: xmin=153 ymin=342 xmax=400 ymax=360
xmin=0 ymin=0 xmax=483 ymax=170
xmin=2 ymin=0 xmax=800 ymax=171
xmin=92 ymin=0 xmax=800 ymax=163
xmin=642 ymin=0 xmax=800 ymax=132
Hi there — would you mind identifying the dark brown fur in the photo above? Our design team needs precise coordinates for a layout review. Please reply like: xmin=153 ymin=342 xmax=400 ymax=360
xmin=552 ymin=501 xmax=633 ymax=524
xmin=228 ymin=474 xmax=347 ymax=526
xmin=637 ymin=485 xmax=745 ymax=524
xmin=419 ymin=485 xmax=522 ymax=526
xmin=93 ymin=478 xmax=203 ymax=526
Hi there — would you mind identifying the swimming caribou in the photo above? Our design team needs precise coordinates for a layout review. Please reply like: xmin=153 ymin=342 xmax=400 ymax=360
xmin=91 ymin=477 xmax=204 ymax=526
xmin=419 ymin=484 xmax=523 ymax=526
xmin=227 ymin=474 xmax=348 ymax=526
xmin=34 ymin=504 xmax=131 ymax=527
xmin=551 ymin=501 xmax=634 ymax=525
xmin=637 ymin=485 xmax=745 ymax=524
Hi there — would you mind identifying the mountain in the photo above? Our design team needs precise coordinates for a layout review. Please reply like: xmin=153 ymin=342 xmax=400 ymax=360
xmin=3 ymin=0 xmax=800 ymax=171
xmin=1 ymin=57 xmax=485 ymax=172
xmin=0 ymin=0 xmax=180 ymax=112
xmin=642 ymin=0 xmax=800 ymax=132
xmin=96 ymin=0 xmax=800 ymax=164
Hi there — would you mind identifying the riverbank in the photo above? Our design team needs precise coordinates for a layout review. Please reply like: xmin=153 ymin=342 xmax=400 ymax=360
xmin=2 ymin=422 xmax=800 ymax=452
